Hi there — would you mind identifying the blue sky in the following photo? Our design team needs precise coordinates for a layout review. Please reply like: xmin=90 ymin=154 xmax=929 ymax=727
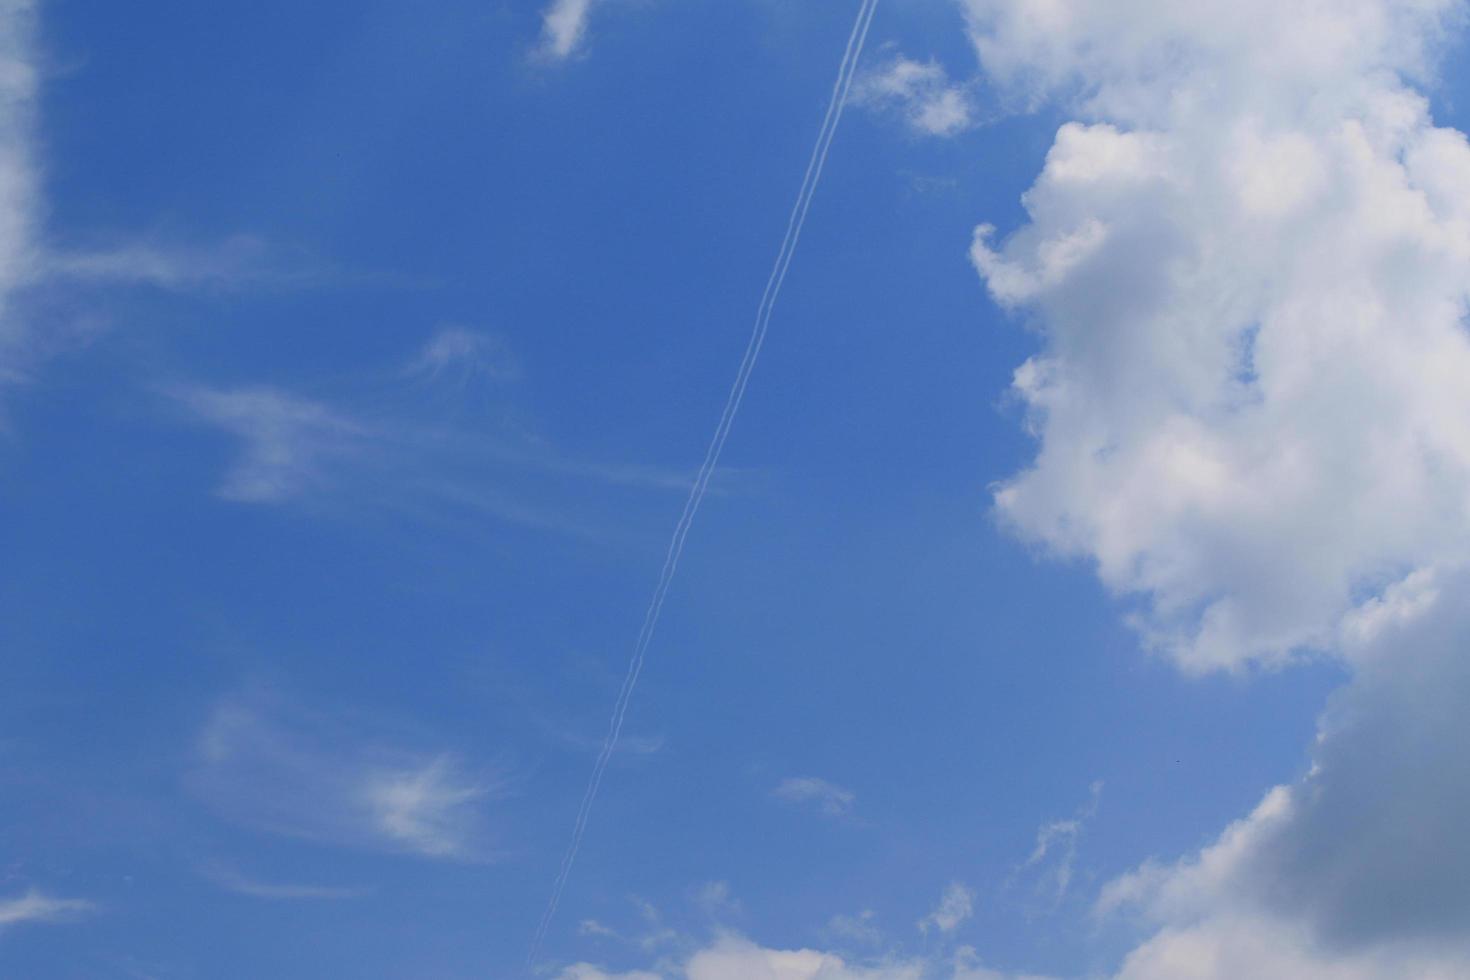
xmin=7 ymin=1 xmax=1470 ymax=978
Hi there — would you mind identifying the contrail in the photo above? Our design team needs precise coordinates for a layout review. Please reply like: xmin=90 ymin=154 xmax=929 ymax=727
xmin=529 ymin=0 xmax=880 ymax=964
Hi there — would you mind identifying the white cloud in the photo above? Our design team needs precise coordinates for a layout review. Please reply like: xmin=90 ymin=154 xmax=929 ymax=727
xmin=0 ymin=890 xmax=92 ymax=929
xmin=174 ymin=385 xmax=369 ymax=503
xmin=193 ymin=692 xmax=498 ymax=860
xmin=557 ymin=966 xmax=663 ymax=980
xmin=966 ymin=0 xmax=1470 ymax=673
xmin=1091 ymin=567 xmax=1470 ymax=975
xmin=362 ymin=757 xmax=491 ymax=858
xmin=919 ymin=882 xmax=975 ymax=936
xmin=198 ymin=862 xmax=364 ymax=901
xmin=1012 ymin=781 xmax=1101 ymax=909
xmin=773 ymin=776 xmax=856 ymax=818
xmin=174 ymin=348 xmax=706 ymax=530
xmin=0 ymin=4 xmax=306 ymax=400
xmin=42 ymin=235 xmax=317 ymax=292
xmin=0 ymin=0 xmax=42 ymax=390
xmin=557 ymin=935 xmax=1053 ymax=980
xmin=686 ymin=937 xmax=923 ymax=980
xmin=854 ymin=56 xmax=976 ymax=137
xmin=579 ymin=919 xmax=622 ymax=940
xmin=957 ymin=0 xmax=1470 ymax=974
xmin=408 ymin=326 xmax=520 ymax=384
xmin=538 ymin=0 xmax=600 ymax=61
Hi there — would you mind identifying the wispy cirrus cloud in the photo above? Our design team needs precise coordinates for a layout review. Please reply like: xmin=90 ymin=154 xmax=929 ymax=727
xmin=1010 ymin=781 xmax=1102 ymax=911
xmin=197 ymin=861 xmax=366 ymax=901
xmin=0 ymin=890 xmax=93 ymax=930
xmin=173 ymin=385 xmax=370 ymax=504
xmin=171 ymin=329 xmax=736 ymax=537
xmin=41 ymin=235 xmax=325 ymax=292
xmin=193 ymin=691 xmax=502 ymax=861
xmin=773 ymin=776 xmax=856 ymax=819
xmin=408 ymin=325 xmax=521 ymax=385
xmin=918 ymin=882 xmax=975 ymax=936
xmin=0 ymin=4 xmax=329 ymax=397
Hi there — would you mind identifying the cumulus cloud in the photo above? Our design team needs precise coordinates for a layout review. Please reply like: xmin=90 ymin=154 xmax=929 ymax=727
xmin=1094 ymin=567 xmax=1470 ymax=976
xmin=854 ymin=56 xmax=976 ymax=137
xmin=966 ymin=0 xmax=1470 ymax=672
xmin=773 ymin=776 xmax=857 ymax=818
xmin=0 ymin=890 xmax=92 ymax=930
xmin=557 ymin=935 xmax=1051 ymax=980
xmin=193 ymin=692 xmax=500 ymax=860
xmin=958 ymin=0 xmax=1470 ymax=974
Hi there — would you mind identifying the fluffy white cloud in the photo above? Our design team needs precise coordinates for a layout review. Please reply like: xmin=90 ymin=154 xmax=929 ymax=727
xmin=685 ymin=939 xmax=924 ymax=980
xmin=558 ymin=936 xmax=1054 ymax=980
xmin=854 ymin=56 xmax=976 ymax=137
xmin=959 ymin=0 xmax=1470 ymax=974
xmin=966 ymin=0 xmax=1470 ymax=672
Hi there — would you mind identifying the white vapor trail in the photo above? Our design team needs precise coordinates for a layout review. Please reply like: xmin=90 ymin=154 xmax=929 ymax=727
xmin=528 ymin=0 xmax=881 ymax=965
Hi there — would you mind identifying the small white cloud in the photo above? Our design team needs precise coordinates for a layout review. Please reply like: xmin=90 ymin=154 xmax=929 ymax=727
xmin=363 ymin=757 xmax=489 ymax=858
xmin=409 ymin=326 xmax=519 ymax=384
xmin=919 ymin=882 xmax=975 ymax=936
xmin=773 ymin=776 xmax=856 ymax=818
xmin=538 ymin=0 xmax=599 ymax=61
xmin=0 ymin=890 xmax=93 ymax=929
xmin=1012 ymin=781 xmax=1102 ymax=909
xmin=854 ymin=56 xmax=975 ymax=137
